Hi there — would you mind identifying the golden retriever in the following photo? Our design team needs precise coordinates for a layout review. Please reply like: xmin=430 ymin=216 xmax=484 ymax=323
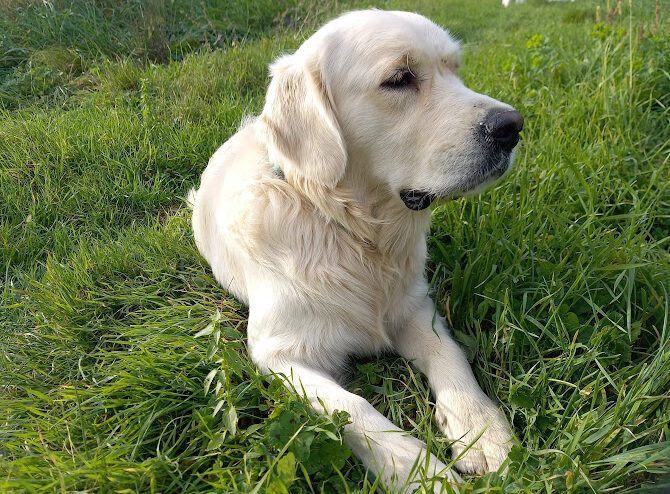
xmin=191 ymin=10 xmax=523 ymax=492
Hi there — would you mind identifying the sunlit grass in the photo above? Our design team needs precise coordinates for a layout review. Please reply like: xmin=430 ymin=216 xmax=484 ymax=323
xmin=1 ymin=0 xmax=668 ymax=492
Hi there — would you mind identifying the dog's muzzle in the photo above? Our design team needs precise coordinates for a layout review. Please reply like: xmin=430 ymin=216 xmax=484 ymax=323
xmin=399 ymin=189 xmax=435 ymax=211
xmin=400 ymin=110 xmax=523 ymax=211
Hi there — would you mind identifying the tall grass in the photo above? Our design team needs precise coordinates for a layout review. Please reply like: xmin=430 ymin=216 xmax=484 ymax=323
xmin=1 ymin=0 xmax=668 ymax=492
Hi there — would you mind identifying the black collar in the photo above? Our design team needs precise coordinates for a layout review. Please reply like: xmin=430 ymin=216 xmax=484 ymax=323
xmin=272 ymin=163 xmax=285 ymax=180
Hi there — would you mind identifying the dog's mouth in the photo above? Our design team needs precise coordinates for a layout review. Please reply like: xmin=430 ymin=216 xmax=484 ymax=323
xmin=399 ymin=144 xmax=515 ymax=211
xmin=399 ymin=189 xmax=436 ymax=211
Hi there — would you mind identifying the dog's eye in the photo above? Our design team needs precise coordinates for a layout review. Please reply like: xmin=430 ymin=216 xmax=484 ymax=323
xmin=381 ymin=70 xmax=418 ymax=90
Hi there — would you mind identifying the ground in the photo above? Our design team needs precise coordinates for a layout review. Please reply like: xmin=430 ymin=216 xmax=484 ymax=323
xmin=1 ymin=0 xmax=669 ymax=492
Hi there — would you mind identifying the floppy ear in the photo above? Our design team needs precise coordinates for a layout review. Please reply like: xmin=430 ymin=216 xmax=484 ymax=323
xmin=259 ymin=54 xmax=346 ymax=189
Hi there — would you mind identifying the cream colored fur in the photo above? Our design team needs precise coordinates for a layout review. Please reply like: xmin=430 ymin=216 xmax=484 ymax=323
xmin=191 ymin=10 xmax=517 ymax=492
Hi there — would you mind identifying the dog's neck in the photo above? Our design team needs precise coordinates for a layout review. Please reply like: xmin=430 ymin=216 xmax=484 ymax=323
xmin=268 ymin=150 xmax=432 ymax=258
xmin=337 ymin=165 xmax=433 ymax=257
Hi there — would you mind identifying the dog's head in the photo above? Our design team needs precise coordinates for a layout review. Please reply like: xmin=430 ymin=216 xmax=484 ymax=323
xmin=259 ymin=10 xmax=523 ymax=211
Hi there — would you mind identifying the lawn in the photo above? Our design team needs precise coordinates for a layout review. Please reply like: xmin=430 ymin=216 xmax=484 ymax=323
xmin=1 ymin=0 xmax=669 ymax=492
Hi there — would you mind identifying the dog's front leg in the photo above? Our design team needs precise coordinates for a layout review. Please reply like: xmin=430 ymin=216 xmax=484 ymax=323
xmin=257 ymin=359 xmax=460 ymax=492
xmin=391 ymin=298 xmax=513 ymax=475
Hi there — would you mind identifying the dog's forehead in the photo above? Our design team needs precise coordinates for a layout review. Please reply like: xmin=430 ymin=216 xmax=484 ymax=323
xmin=313 ymin=10 xmax=460 ymax=67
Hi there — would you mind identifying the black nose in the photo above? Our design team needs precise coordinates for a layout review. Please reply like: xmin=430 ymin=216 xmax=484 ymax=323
xmin=483 ymin=109 xmax=524 ymax=152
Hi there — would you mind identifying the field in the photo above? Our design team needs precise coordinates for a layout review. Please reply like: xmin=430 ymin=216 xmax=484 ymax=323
xmin=1 ymin=0 xmax=669 ymax=492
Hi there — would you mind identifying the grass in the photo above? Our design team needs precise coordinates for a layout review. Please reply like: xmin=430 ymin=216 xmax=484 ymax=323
xmin=1 ymin=0 xmax=669 ymax=492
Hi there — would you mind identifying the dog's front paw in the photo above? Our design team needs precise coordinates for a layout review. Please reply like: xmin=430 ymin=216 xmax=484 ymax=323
xmin=435 ymin=389 xmax=513 ymax=475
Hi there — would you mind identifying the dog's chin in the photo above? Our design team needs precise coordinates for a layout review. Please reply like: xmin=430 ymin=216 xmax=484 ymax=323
xmin=446 ymin=151 xmax=514 ymax=196
xmin=461 ymin=161 xmax=510 ymax=196
xmin=399 ymin=153 xmax=513 ymax=210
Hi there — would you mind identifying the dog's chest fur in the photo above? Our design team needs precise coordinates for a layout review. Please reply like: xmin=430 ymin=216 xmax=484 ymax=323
xmin=231 ymin=172 xmax=432 ymax=359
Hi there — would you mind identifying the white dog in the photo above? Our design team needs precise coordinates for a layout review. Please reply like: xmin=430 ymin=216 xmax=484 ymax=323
xmin=191 ymin=10 xmax=523 ymax=492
